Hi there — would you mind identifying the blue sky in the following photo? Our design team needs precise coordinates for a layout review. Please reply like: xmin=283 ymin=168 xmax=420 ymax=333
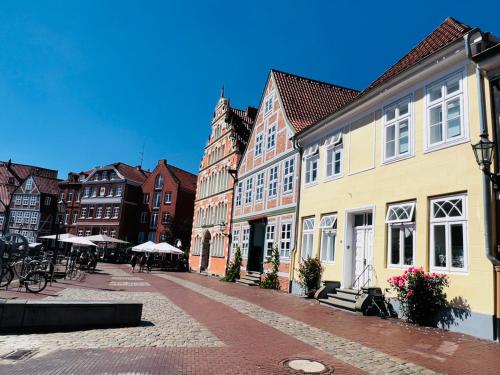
xmin=0 ymin=0 xmax=498 ymax=178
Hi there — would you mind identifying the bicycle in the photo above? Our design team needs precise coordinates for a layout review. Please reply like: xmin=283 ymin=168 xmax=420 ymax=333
xmin=0 ymin=259 xmax=48 ymax=293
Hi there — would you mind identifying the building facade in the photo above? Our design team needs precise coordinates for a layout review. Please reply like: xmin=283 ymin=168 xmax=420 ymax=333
xmin=70 ymin=163 xmax=149 ymax=241
xmin=140 ymin=159 xmax=197 ymax=248
xmin=230 ymin=70 xmax=358 ymax=290
xmin=0 ymin=161 xmax=59 ymax=240
xmin=189 ymin=91 xmax=256 ymax=275
xmin=59 ymin=171 xmax=89 ymax=235
xmin=293 ymin=18 xmax=500 ymax=340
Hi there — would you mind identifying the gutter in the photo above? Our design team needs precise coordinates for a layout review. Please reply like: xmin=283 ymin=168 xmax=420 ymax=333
xmin=289 ymin=136 xmax=303 ymax=293
xmin=465 ymin=31 xmax=500 ymax=267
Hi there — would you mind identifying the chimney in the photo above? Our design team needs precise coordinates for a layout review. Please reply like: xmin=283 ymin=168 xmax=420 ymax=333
xmin=159 ymin=159 xmax=168 ymax=166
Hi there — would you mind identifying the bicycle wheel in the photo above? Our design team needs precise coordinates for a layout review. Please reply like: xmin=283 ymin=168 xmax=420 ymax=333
xmin=0 ymin=268 xmax=14 ymax=288
xmin=24 ymin=271 xmax=48 ymax=293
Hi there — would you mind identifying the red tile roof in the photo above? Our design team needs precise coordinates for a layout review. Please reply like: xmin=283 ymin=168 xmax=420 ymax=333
xmin=166 ymin=165 xmax=198 ymax=192
xmin=364 ymin=17 xmax=471 ymax=92
xmin=113 ymin=163 xmax=150 ymax=184
xmin=32 ymin=175 xmax=61 ymax=195
xmin=272 ymin=70 xmax=360 ymax=133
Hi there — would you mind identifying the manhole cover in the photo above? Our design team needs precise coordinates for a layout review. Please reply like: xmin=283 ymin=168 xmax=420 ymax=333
xmin=283 ymin=358 xmax=332 ymax=374
xmin=0 ymin=349 xmax=37 ymax=361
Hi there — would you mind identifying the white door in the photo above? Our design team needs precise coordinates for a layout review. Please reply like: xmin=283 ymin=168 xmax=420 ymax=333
xmin=352 ymin=227 xmax=373 ymax=288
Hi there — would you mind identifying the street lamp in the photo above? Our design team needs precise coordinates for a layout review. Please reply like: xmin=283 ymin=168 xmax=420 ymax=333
xmin=471 ymin=136 xmax=499 ymax=189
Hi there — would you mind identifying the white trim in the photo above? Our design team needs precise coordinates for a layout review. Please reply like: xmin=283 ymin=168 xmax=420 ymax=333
xmin=385 ymin=202 xmax=415 ymax=223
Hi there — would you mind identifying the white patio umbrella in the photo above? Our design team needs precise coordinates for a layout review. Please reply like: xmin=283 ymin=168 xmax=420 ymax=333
xmin=131 ymin=241 xmax=156 ymax=252
xmin=84 ymin=234 xmax=129 ymax=244
xmin=59 ymin=237 xmax=97 ymax=247
xmin=155 ymin=242 xmax=184 ymax=255
xmin=39 ymin=233 xmax=76 ymax=240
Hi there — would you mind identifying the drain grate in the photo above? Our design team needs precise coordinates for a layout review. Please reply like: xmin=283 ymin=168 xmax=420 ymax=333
xmin=283 ymin=358 xmax=333 ymax=374
xmin=0 ymin=349 xmax=37 ymax=361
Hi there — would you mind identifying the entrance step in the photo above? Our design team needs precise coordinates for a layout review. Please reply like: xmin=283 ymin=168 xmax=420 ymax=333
xmin=319 ymin=287 xmax=363 ymax=312
xmin=236 ymin=271 xmax=262 ymax=286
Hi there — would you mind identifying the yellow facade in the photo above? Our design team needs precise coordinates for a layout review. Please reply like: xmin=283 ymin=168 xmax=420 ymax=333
xmin=294 ymin=61 xmax=497 ymax=317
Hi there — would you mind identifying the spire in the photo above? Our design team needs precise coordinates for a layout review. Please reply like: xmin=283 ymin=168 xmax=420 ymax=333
xmin=220 ymin=84 xmax=225 ymax=98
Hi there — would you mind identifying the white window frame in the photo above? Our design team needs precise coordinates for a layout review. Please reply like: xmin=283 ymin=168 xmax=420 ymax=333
xmin=241 ymin=228 xmax=250 ymax=258
xmin=165 ymin=192 xmax=172 ymax=204
xmin=255 ymin=132 xmax=263 ymax=157
xmin=81 ymin=207 xmax=87 ymax=218
xmin=255 ymin=172 xmax=264 ymax=201
xmin=23 ymin=195 xmax=29 ymax=205
xmin=301 ymin=218 xmax=315 ymax=259
xmin=105 ymin=206 xmax=111 ymax=219
xmin=235 ymin=182 xmax=243 ymax=206
xmin=430 ymin=194 xmax=468 ymax=273
xmin=304 ymin=155 xmax=319 ymax=186
xmin=265 ymin=224 xmax=275 ymax=258
xmin=15 ymin=196 xmax=22 ymax=205
xmin=320 ymin=214 xmax=337 ymax=263
xmin=96 ymin=207 xmax=103 ymax=219
xmin=112 ymin=206 xmax=119 ymax=219
xmin=383 ymin=95 xmax=413 ymax=163
xmin=425 ymin=70 xmax=467 ymax=151
xmin=99 ymin=187 xmax=106 ymax=197
xmin=264 ymin=94 xmax=274 ymax=116
xmin=324 ymin=132 xmax=343 ymax=181
xmin=268 ymin=166 xmax=278 ymax=198
xmin=280 ymin=222 xmax=292 ymax=258
xmin=386 ymin=202 xmax=416 ymax=268
xmin=244 ymin=177 xmax=253 ymax=205
xmin=267 ymin=124 xmax=277 ymax=150
xmin=283 ymin=158 xmax=294 ymax=194
xmin=231 ymin=228 xmax=240 ymax=255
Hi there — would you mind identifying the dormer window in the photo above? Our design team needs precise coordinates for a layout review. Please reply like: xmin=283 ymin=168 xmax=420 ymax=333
xmin=94 ymin=173 xmax=100 ymax=181
xmin=25 ymin=178 xmax=33 ymax=191
xmin=102 ymin=171 xmax=108 ymax=180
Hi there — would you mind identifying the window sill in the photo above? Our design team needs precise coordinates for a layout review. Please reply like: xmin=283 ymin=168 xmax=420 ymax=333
xmin=282 ymin=190 xmax=294 ymax=196
xmin=303 ymin=181 xmax=318 ymax=188
xmin=320 ymin=260 xmax=336 ymax=265
xmin=430 ymin=267 xmax=468 ymax=275
xmin=381 ymin=153 xmax=414 ymax=166
xmin=324 ymin=174 xmax=342 ymax=183
xmin=424 ymin=137 xmax=469 ymax=154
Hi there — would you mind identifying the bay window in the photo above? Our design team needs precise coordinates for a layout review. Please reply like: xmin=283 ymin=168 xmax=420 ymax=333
xmin=426 ymin=71 xmax=465 ymax=148
xmin=386 ymin=202 xmax=416 ymax=267
xmin=320 ymin=214 xmax=337 ymax=262
xmin=430 ymin=194 xmax=468 ymax=272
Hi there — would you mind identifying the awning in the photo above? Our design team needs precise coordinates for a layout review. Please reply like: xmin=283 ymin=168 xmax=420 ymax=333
xmin=84 ymin=234 xmax=129 ymax=244
xmin=59 ymin=237 xmax=97 ymax=247
xmin=39 ymin=233 xmax=76 ymax=240
xmin=132 ymin=241 xmax=157 ymax=252
xmin=155 ymin=242 xmax=184 ymax=255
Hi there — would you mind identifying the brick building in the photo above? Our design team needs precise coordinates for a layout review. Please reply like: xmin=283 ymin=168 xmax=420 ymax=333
xmin=62 ymin=163 xmax=150 ymax=241
xmin=0 ymin=160 xmax=60 ymax=242
xmin=58 ymin=171 xmax=89 ymax=235
xmin=231 ymin=70 xmax=358 ymax=290
xmin=189 ymin=90 xmax=256 ymax=275
xmin=139 ymin=159 xmax=197 ymax=248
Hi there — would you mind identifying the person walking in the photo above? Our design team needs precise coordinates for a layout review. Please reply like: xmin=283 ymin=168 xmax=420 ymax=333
xmin=139 ymin=254 xmax=147 ymax=273
xmin=146 ymin=253 xmax=154 ymax=273
xmin=130 ymin=253 xmax=138 ymax=272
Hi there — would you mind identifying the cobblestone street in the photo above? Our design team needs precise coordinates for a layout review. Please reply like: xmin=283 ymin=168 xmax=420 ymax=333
xmin=0 ymin=264 xmax=499 ymax=374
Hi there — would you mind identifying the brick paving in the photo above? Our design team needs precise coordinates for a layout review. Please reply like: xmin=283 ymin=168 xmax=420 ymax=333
xmin=0 ymin=263 xmax=499 ymax=374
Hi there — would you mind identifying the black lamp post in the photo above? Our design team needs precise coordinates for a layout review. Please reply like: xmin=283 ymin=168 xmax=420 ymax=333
xmin=53 ymin=199 xmax=67 ymax=263
xmin=471 ymin=136 xmax=498 ymax=189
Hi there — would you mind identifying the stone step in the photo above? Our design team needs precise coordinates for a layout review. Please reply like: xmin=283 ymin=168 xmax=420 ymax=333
xmin=246 ymin=271 xmax=262 ymax=277
xmin=319 ymin=297 xmax=357 ymax=312
xmin=236 ymin=278 xmax=259 ymax=286
xmin=327 ymin=292 xmax=358 ymax=303
xmin=242 ymin=274 xmax=261 ymax=282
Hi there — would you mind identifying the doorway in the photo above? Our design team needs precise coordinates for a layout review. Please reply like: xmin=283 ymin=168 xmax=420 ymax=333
xmin=247 ymin=219 xmax=266 ymax=273
xmin=343 ymin=209 xmax=374 ymax=289
xmin=200 ymin=231 xmax=211 ymax=271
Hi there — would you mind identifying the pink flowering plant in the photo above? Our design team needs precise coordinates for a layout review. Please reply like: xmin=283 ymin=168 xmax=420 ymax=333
xmin=388 ymin=267 xmax=449 ymax=326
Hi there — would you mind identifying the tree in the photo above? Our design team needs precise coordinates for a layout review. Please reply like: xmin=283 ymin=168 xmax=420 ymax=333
xmin=259 ymin=245 xmax=280 ymax=289
xmin=222 ymin=246 xmax=242 ymax=282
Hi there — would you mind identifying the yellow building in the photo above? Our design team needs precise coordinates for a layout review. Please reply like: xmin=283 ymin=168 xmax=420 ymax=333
xmin=292 ymin=18 xmax=500 ymax=340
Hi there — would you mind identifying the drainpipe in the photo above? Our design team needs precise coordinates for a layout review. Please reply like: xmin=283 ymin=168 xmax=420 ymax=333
xmin=290 ymin=136 xmax=303 ymax=293
xmin=465 ymin=32 xmax=500 ymax=267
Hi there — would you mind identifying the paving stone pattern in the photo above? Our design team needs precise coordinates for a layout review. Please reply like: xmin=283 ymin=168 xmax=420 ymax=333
xmin=109 ymin=281 xmax=151 ymax=286
xmin=158 ymin=274 xmax=438 ymax=375
xmin=0 ymin=287 xmax=223 ymax=359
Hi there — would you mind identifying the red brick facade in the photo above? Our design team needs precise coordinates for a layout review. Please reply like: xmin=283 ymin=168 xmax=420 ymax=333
xmin=189 ymin=92 xmax=256 ymax=275
xmin=139 ymin=160 xmax=197 ymax=249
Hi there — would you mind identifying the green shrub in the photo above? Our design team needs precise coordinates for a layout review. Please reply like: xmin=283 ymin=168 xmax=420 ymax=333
xmin=259 ymin=245 xmax=280 ymax=289
xmin=222 ymin=246 xmax=242 ymax=282
xmin=297 ymin=257 xmax=323 ymax=297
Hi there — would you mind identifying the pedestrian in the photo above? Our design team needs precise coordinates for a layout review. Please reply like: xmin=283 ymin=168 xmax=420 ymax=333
xmin=146 ymin=253 xmax=154 ymax=273
xmin=139 ymin=253 xmax=147 ymax=273
xmin=130 ymin=253 xmax=138 ymax=272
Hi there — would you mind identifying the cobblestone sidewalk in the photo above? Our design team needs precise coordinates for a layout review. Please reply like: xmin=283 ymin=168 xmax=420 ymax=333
xmin=157 ymin=273 xmax=436 ymax=375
